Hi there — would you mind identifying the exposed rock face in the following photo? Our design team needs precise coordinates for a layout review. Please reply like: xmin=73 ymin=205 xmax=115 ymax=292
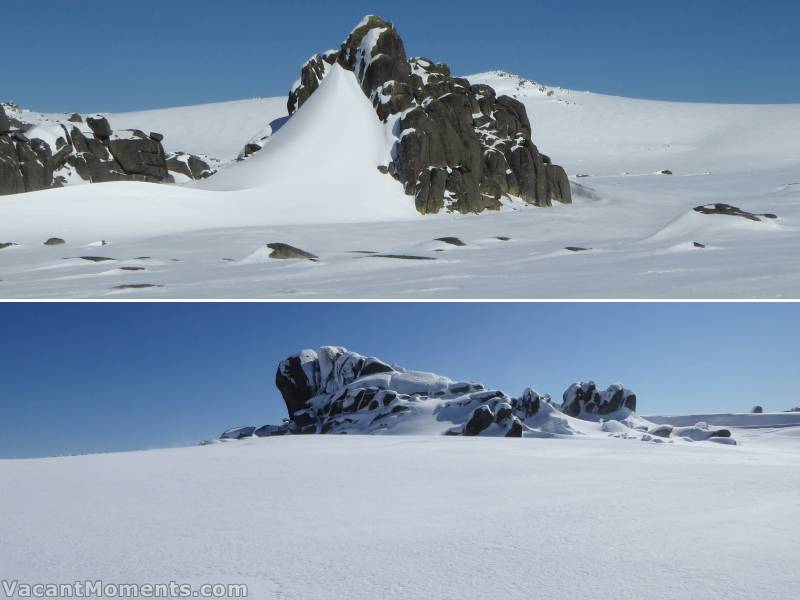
xmin=561 ymin=381 xmax=637 ymax=418
xmin=278 ymin=16 xmax=571 ymax=214
xmin=0 ymin=104 xmax=215 ymax=195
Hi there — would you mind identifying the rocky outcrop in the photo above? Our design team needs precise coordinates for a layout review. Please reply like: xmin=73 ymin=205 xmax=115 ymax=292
xmin=211 ymin=347 xmax=744 ymax=448
xmin=274 ymin=16 xmax=571 ymax=214
xmin=561 ymin=381 xmax=637 ymax=418
xmin=0 ymin=105 xmax=215 ymax=196
xmin=264 ymin=346 xmax=567 ymax=437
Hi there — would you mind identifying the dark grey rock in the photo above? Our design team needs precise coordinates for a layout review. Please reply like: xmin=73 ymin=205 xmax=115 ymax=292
xmin=112 ymin=284 xmax=163 ymax=290
xmin=0 ymin=106 xmax=10 ymax=133
xmin=165 ymin=152 xmax=214 ymax=180
xmin=464 ymin=405 xmax=494 ymax=436
xmin=68 ymin=113 xmax=83 ymax=123
xmin=0 ymin=242 xmax=18 ymax=250
xmin=752 ymin=406 xmax=764 ymax=414
xmin=565 ymin=246 xmax=591 ymax=252
xmin=80 ymin=256 xmax=115 ymax=262
xmin=506 ymin=418 xmax=523 ymax=438
xmin=149 ymin=132 xmax=164 ymax=142
xmin=267 ymin=243 xmax=318 ymax=261
xmin=693 ymin=242 xmax=706 ymax=248
xmin=436 ymin=237 xmax=466 ymax=247
xmin=693 ymin=203 xmax=776 ymax=222
xmin=86 ymin=116 xmax=112 ymax=139
xmin=44 ymin=237 xmax=66 ymax=246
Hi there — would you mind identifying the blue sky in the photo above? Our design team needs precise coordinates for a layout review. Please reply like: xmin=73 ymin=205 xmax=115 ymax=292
xmin=0 ymin=302 xmax=796 ymax=458
xmin=5 ymin=0 xmax=797 ymax=112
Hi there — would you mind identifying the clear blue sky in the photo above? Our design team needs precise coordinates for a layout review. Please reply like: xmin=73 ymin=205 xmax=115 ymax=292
xmin=0 ymin=302 xmax=796 ymax=458
xmin=4 ymin=0 xmax=797 ymax=113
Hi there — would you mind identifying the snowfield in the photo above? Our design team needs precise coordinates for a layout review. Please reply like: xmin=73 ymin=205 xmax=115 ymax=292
xmin=1 ymin=70 xmax=799 ymax=298
xmin=2 ymin=423 xmax=798 ymax=599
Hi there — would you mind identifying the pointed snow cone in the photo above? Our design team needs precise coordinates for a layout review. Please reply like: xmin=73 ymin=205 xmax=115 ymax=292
xmin=196 ymin=65 xmax=418 ymax=222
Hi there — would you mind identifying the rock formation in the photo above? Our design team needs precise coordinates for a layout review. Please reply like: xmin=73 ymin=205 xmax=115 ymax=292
xmin=0 ymin=104 xmax=214 ymax=196
xmin=252 ymin=16 xmax=571 ymax=214
xmin=561 ymin=381 xmax=637 ymax=418
xmin=234 ymin=346 xmax=573 ymax=437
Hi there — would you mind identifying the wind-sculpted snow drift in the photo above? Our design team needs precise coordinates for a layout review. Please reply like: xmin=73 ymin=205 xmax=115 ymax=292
xmin=216 ymin=347 xmax=735 ymax=444
xmin=247 ymin=15 xmax=571 ymax=214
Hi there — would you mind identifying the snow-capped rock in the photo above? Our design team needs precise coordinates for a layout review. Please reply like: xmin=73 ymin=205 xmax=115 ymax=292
xmin=273 ymin=15 xmax=571 ymax=214
xmin=561 ymin=381 xmax=637 ymax=419
xmin=226 ymin=347 xmax=631 ymax=439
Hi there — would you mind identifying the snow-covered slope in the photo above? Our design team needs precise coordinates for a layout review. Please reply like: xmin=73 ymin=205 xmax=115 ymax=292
xmin=2 ymin=433 xmax=798 ymax=599
xmin=2 ymin=71 xmax=799 ymax=298
xmin=110 ymin=98 xmax=287 ymax=162
xmin=470 ymin=71 xmax=800 ymax=176
xmin=196 ymin=64 xmax=403 ymax=215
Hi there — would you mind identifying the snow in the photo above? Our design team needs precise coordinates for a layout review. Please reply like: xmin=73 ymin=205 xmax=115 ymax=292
xmin=2 ymin=70 xmax=800 ymax=297
xmin=1 ymin=427 xmax=798 ymax=599
xmin=109 ymin=98 xmax=288 ymax=162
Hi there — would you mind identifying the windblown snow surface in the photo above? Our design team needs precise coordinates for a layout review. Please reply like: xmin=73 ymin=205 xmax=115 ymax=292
xmin=1 ymin=415 xmax=799 ymax=599
xmin=1 ymin=70 xmax=799 ymax=298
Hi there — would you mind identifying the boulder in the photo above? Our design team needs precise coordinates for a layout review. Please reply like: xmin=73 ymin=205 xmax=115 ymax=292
xmin=165 ymin=152 xmax=214 ymax=180
xmin=86 ymin=116 xmax=112 ymax=139
xmin=505 ymin=418 xmax=524 ymax=438
xmin=267 ymin=243 xmax=318 ymax=261
xmin=752 ymin=406 xmax=764 ymax=414
xmin=464 ymin=405 xmax=494 ymax=436
xmin=43 ymin=237 xmax=66 ymax=246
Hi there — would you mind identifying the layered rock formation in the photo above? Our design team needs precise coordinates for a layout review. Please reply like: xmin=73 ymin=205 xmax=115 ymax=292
xmin=255 ymin=16 xmax=571 ymax=214
xmin=0 ymin=104 xmax=214 ymax=196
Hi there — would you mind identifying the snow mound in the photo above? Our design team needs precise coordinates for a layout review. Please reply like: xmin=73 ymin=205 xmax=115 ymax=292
xmin=195 ymin=65 xmax=414 ymax=224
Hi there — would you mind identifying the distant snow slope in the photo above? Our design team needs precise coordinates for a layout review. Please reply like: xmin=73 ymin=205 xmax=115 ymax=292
xmin=1 ymin=433 xmax=798 ymax=599
xmin=470 ymin=71 xmax=800 ymax=176
xmin=109 ymin=98 xmax=287 ymax=162
xmin=1 ymin=71 xmax=799 ymax=298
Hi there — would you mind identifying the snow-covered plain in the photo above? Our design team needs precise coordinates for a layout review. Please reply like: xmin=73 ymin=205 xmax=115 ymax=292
xmin=1 ymin=70 xmax=799 ymax=298
xmin=2 ymin=421 xmax=798 ymax=599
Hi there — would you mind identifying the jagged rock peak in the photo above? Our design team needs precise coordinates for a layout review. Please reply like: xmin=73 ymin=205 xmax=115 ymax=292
xmin=280 ymin=16 xmax=572 ymax=215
